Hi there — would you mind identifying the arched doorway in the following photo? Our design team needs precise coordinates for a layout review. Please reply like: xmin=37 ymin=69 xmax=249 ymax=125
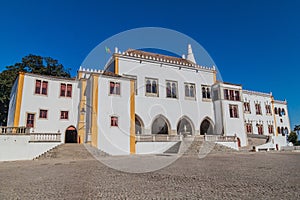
xmin=151 ymin=115 xmax=170 ymax=134
xmin=135 ymin=114 xmax=144 ymax=135
xmin=200 ymin=118 xmax=214 ymax=135
xmin=65 ymin=126 xmax=78 ymax=143
xmin=177 ymin=117 xmax=194 ymax=135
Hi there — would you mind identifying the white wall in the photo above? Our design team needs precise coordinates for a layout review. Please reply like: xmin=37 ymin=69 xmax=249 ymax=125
xmin=0 ymin=135 xmax=60 ymax=161
xmin=118 ymin=57 xmax=215 ymax=135
xmin=242 ymin=91 xmax=274 ymax=135
xmin=98 ymin=75 xmax=132 ymax=155
xmin=274 ymin=101 xmax=291 ymax=134
xmin=17 ymin=74 xmax=80 ymax=142
xmin=136 ymin=142 xmax=177 ymax=154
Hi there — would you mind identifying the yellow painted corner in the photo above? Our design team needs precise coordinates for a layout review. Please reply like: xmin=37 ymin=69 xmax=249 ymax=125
xmin=13 ymin=72 xmax=25 ymax=127
xmin=115 ymin=56 xmax=119 ymax=75
xmin=130 ymin=80 xmax=136 ymax=154
xmin=91 ymin=75 xmax=99 ymax=147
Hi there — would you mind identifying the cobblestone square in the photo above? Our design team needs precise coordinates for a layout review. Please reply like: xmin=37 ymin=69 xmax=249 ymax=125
xmin=0 ymin=146 xmax=299 ymax=199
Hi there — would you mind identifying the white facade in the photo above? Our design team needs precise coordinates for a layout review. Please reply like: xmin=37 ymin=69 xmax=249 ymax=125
xmin=5 ymin=45 xmax=291 ymax=156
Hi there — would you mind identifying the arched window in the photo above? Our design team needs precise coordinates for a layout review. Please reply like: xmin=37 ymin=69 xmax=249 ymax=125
xmin=146 ymin=80 xmax=151 ymax=93
xmin=166 ymin=82 xmax=171 ymax=97
xmin=171 ymin=82 xmax=177 ymax=98
xmin=277 ymin=127 xmax=281 ymax=134
xmin=202 ymin=87 xmax=206 ymax=98
xmin=278 ymin=108 xmax=282 ymax=116
xmin=152 ymin=80 xmax=157 ymax=93
xmin=151 ymin=115 xmax=170 ymax=134
xmin=190 ymin=85 xmax=194 ymax=97
xmin=282 ymin=108 xmax=285 ymax=115
xmin=206 ymin=88 xmax=211 ymax=99
xmin=274 ymin=107 xmax=278 ymax=114
xmin=185 ymin=85 xmax=189 ymax=97
xmin=281 ymin=127 xmax=284 ymax=135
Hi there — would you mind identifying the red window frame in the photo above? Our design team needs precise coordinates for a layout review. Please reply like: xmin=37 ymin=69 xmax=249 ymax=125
xmin=60 ymin=111 xmax=69 ymax=120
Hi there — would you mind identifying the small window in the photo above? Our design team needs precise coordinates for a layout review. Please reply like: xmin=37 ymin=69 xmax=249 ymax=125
xmin=268 ymin=125 xmax=274 ymax=134
xmin=258 ymin=124 xmax=264 ymax=135
xmin=244 ymin=102 xmax=251 ymax=113
xmin=246 ymin=123 xmax=253 ymax=133
xmin=111 ymin=116 xmax=118 ymax=127
xmin=166 ymin=81 xmax=177 ymax=98
xmin=184 ymin=83 xmax=196 ymax=99
xmin=26 ymin=113 xmax=35 ymax=128
xmin=39 ymin=109 xmax=48 ymax=119
xmin=224 ymin=89 xmax=229 ymax=100
xmin=35 ymin=80 xmax=41 ymax=94
xmin=35 ymin=80 xmax=48 ymax=95
xmin=60 ymin=111 xmax=69 ymax=120
xmin=110 ymin=81 xmax=120 ymax=95
xmin=255 ymin=103 xmax=262 ymax=115
xmin=229 ymin=104 xmax=239 ymax=118
xmin=229 ymin=90 xmax=234 ymax=100
xmin=274 ymin=107 xmax=278 ymax=114
xmin=234 ymin=91 xmax=240 ymax=101
xmin=66 ymin=84 xmax=72 ymax=97
xmin=42 ymin=81 xmax=48 ymax=95
xmin=145 ymin=78 xmax=158 ymax=96
xmin=201 ymin=85 xmax=211 ymax=100
xmin=60 ymin=84 xmax=66 ymax=97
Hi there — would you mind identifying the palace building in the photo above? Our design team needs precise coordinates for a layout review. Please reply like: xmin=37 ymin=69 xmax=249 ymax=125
xmin=6 ymin=45 xmax=290 ymax=156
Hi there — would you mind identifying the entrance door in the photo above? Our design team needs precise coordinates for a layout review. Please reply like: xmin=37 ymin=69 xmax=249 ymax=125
xmin=65 ymin=126 xmax=78 ymax=143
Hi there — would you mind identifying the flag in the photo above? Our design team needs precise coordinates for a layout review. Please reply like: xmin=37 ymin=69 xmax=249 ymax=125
xmin=105 ymin=46 xmax=111 ymax=54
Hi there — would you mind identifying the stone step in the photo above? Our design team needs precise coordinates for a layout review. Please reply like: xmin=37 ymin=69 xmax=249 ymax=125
xmin=36 ymin=144 xmax=104 ymax=160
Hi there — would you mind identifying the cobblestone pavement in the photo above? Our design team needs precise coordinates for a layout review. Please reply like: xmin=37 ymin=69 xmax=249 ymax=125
xmin=0 ymin=147 xmax=299 ymax=199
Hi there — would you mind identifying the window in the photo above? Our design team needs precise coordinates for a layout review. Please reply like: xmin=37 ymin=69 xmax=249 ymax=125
xmin=234 ymin=91 xmax=240 ymax=101
xmin=278 ymin=108 xmax=282 ymax=116
xmin=60 ymin=111 xmax=69 ymax=120
xmin=268 ymin=125 xmax=274 ymax=134
xmin=224 ymin=89 xmax=240 ymax=101
xmin=145 ymin=78 xmax=158 ymax=96
xmin=109 ymin=81 xmax=120 ymax=95
xmin=255 ymin=103 xmax=262 ymax=115
xmin=281 ymin=108 xmax=285 ymax=116
xmin=39 ymin=109 xmax=48 ymax=119
xmin=184 ymin=83 xmax=196 ymax=99
xmin=201 ymin=85 xmax=211 ymax=100
xmin=111 ymin=116 xmax=118 ymax=127
xmin=60 ymin=84 xmax=66 ymax=96
xmin=166 ymin=81 xmax=177 ymax=98
xmin=265 ymin=105 xmax=271 ymax=115
xmin=224 ymin=89 xmax=229 ymax=100
xmin=60 ymin=83 xmax=72 ymax=97
xmin=35 ymin=80 xmax=48 ymax=95
xmin=229 ymin=104 xmax=239 ymax=118
xmin=257 ymin=124 xmax=263 ymax=135
xmin=66 ymin=84 xmax=72 ymax=97
xmin=244 ymin=102 xmax=251 ymax=113
xmin=26 ymin=113 xmax=35 ymax=128
xmin=246 ymin=123 xmax=253 ymax=133
xmin=274 ymin=107 xmax=278 ymax=114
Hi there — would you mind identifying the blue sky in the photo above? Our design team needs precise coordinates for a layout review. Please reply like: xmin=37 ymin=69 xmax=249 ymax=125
xmin=0 ymin=0 xmax=299 ymax=128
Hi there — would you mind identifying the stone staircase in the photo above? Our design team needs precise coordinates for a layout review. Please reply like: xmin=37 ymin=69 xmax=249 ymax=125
xmin=35 ymin=144 xmax=107 ymax=160
xmin=164 ymin=135 xmax=238 ymax=156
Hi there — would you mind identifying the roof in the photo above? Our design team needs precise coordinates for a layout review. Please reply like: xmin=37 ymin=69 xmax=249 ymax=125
xmin=115 ymin=49 xmax=215 ymax=71
xmin=125 ymin=49 xmax=195 ymax=66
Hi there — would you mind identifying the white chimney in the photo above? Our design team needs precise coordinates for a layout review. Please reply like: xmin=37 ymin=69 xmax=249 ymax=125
xmin=187 ymin=44 xmax=196 ymax=64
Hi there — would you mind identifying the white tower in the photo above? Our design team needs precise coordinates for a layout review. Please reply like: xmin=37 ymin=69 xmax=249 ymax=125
xmin=187 ymin=44 xmax=196 ymax=64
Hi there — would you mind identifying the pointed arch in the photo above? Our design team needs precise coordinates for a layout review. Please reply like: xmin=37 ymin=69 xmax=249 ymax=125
xmin=151 ymin=114 xmax=171 ymax=135
xmin=177 ymin=116 xmax=195 ymax=135
xmin=135 ymin=114 xmax=144 ymax=135
xmin=200 ymin=117 xmax=214 ymax=135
